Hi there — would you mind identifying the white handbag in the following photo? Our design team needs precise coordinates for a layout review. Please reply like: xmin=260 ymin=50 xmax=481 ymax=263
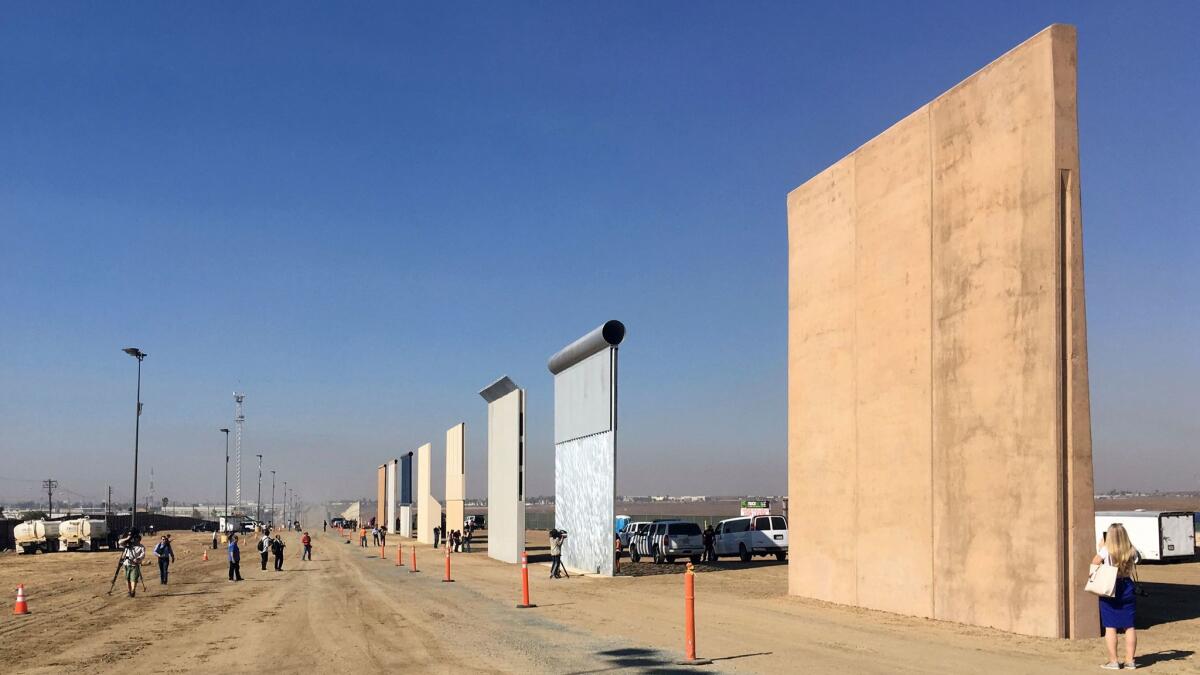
xmin=1085 ymin=563 xmax=1118 ymax=597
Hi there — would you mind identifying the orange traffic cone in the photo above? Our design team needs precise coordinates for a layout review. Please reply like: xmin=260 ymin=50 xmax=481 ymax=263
xmin=13 ymin=584 xmax=29 ymax=615
xmin=203 ymin=549 xmax=208 ymax=561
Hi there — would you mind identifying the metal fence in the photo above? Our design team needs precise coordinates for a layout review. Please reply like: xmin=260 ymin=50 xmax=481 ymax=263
xmin=523 ymin=511 xmax=740 ymax=531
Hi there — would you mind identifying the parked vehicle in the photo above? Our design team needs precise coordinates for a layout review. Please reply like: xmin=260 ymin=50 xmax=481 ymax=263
xmin=618 ymin=521 xmax=652 ymax=550
xmin=58 ymin=518 xmax=110 ymax=551
xmin=465 ymin=515 xmax=485 ymax=529
xmin=1095 ymin=511 xmax=1195 ymax=562
xmin=191 ymin=521 xmax=219 ymax=532
xmin=714 ymin=515 xmax=789 ymax=562
xmin=630 ymin=520 xmax=704 ymax=564
xmin=14 ymin=520 xmax=61 ymax=554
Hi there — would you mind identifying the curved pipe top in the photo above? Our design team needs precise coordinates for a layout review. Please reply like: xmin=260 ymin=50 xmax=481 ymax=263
xmin=547 ymin=320 xmax=625 ymax=375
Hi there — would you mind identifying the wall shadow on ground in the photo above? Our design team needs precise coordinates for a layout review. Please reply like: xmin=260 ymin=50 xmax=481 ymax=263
xmin=617 ymin=558 xmax=785 ymax=578
xmin=1136 ymin=581 xmax=1200 ymax=628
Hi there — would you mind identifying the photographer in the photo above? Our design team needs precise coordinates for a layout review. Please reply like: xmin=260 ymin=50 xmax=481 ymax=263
xmin=118 ymin=531 xmax=146 ymax=598
xmin=549 ymin=529 xmax=568 ymax=579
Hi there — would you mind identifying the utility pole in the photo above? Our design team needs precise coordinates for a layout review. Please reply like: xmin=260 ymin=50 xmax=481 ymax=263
xmin=42 ymin=479 xmax=57 ymax=517
xmin=270 ymin=470 xmax=276 ymax=527
xmin=256 ymin=454 xmax=263 ymax=524
xmin=122 ymin=347 xmax=147 ymax=531
xmin=233 ymin=392 xmax=245 ymax=514
xmin=283 ymin=482 xmax=288 ymax=525
xmin=219 ymin=428 xmax=230 ymax=520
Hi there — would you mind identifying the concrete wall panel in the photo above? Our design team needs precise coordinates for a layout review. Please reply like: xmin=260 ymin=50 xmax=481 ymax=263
xmin=929 ymin=28 xmax=1061 ymax=636
xmin=487 ymin=388 xmax=525 ymax=564
xmin=416 ymin=443 xmax=435 ymax=545
xmin=787 ymin=157 xmax=857 ymax=605
xmin=445 ymin=423 xmax=466 ymax=536
xmin=787 ymin=25 xmax=1095 ymax=638
xmin=386 ymin=460 xmax=397 ymax=534
xmin=853 ymin=109 xmax=934 ymax=618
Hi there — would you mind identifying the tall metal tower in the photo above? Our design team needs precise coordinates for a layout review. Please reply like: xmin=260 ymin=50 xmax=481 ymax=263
xmin=234 ymin=392 xmax=246 ymax=514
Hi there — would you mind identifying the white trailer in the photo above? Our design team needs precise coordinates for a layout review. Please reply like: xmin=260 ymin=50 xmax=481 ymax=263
xmin=1094 ymin=511 xmax=1196 ymax=562
xmin=58 ymin=518 xmax=110 ymax=551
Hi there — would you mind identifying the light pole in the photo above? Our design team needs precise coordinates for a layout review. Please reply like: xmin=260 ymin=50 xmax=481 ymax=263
xmin=122 ymin=347 xmax=147 ymax=531
xmin=283 ymin=482 xmax=288 ymax=526
xmin=219 ymin=428 xmax=230 ymax=522
xmin=256 ymin=454 xmax=263 ymax=524
xmin=270 ymin=470 xmax=276 ymax=527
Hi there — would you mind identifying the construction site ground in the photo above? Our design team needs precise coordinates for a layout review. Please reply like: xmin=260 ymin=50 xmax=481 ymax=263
xmin=0 ymin=529 xmax=1197 ymax=674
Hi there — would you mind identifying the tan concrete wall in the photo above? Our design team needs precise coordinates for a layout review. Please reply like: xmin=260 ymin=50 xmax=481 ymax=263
xmin=445 ymin=423 xmax=465 ymax=535
xmin=787 ymin=25 xmax=1096 ymax=639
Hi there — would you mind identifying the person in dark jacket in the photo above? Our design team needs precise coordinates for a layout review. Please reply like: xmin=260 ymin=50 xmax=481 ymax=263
xmin=228 ymin=535 xmax=243 ymax=581
xmin=702 ymin=525 xmax=716 ymax=563
xmin=271 ymin=534 xmax=286 ymax=571
xmin=153 ymin=535 xmax=175 ymax=584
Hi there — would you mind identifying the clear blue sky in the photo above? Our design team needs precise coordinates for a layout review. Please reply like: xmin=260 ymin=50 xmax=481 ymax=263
xmin=1 ymin=3 xmax=1196 ymax=507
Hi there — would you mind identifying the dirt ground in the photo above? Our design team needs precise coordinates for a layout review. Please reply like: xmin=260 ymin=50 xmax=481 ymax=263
xmin=1 ymin=523 xmax=1196 ymax=674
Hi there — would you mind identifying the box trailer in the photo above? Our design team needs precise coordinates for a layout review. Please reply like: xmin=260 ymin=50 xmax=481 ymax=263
xmin=1094 ymin=511 xmax=1196 ymax=562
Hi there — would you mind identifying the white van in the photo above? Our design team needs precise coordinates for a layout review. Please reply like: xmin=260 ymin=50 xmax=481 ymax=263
xmin=714 ymin=515 xmax=788 ymax=562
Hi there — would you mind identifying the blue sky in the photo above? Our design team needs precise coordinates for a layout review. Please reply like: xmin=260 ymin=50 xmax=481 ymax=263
xmin=1 ymin=3 xmax=1196 ymax=506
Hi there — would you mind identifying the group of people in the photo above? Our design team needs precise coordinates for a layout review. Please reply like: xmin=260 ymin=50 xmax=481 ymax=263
xmin=432 ymin=525 xmax=474 ymax=553
xmin=226 ymin=526 xmax=313 ymax=581
xmin=359 ymin=524 xmax=389 ymax=547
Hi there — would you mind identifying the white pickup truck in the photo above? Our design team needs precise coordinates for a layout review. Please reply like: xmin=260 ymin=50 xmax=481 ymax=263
xmin=714 ymin=515 xmax=788 ymax=562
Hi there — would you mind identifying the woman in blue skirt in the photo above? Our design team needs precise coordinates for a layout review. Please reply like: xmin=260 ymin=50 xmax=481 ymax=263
xmin=1092 ymin=523 xmax=1140 ymax=670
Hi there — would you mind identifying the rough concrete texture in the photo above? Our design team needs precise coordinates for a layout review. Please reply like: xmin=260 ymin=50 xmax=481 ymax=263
xmin=376 ymin=465 xmax=386 ymax=529
xmin=787 ymin=24 xmax=1095 ymax=638
xmin=446 ymin=423 xmax=466 ymax=537
xmin=486 ymin=387 xmax=525 ymax=564
xmin=416 ymin=443 xmax=438 ymax=545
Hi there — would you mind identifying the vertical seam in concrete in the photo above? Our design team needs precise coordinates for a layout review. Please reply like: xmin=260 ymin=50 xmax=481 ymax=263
xmin=1058 ymin=169 xmax=1071 ymax=638
xmin=852 ymin=153 xmax=859 ymax=605
xmin=926 ymin=104 xmax=936 ymax=618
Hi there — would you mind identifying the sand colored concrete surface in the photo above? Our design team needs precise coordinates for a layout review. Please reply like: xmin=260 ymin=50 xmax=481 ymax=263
xmin=416 ymin=442 xmax=438 ymax=545
xmin=787 ymin=24 xmax=1096 ymax=638
xmin=446 ymin=422 xmax=466 ymax=535
xmin=2 ymin=527 xmax=1195 ymax=673
xmin=485 ymin=385 xmax=526 ymax=564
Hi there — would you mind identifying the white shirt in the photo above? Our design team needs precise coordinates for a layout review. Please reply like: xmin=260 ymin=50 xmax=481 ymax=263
xmin=1098 ymin=545 xmax=1140 ymax=576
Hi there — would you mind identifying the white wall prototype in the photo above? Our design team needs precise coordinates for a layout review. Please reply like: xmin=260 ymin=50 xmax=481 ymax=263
xmin=483 ymin=378 xmax=525 ymax=564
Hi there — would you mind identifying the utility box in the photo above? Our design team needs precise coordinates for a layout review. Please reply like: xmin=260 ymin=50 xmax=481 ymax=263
xmin=1094 ymin=511 xmax=1196 ymax=562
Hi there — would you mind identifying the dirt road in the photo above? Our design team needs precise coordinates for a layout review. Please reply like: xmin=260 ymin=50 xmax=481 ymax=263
xmin=1 ymin=528 xmax=1196 ymax=673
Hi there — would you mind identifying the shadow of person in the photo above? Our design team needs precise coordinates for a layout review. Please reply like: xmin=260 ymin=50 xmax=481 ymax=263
xmin=1134 ymin=650 xmax=1194 ymax=666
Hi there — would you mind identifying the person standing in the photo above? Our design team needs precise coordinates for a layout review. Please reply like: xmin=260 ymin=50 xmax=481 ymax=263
xmin=323 ymin=520 xmax=327 ymax=532
xmin=258 ymin=532 xmax=271 ymax=571
xmin=211 ymin=529 xmax=218 ymax=550
xmin=379 ymin=527 xmax=386 ymax=548
xmin=702 ymin=525 xmax=716 ymax=563
xmin=463 ymin=528 xmax=472 ymax=553
xmin=120 ymin=532 xmax=146 ymax=597
xmin=549 ymin=529 xmax=567 ymax=579
xmin=228 ymin=534 xmax=243 ymax=582
xmin=272 ymin=534 xmax=286 ymax=571
xmin=1093 ymin=523 xmax=1141 ymax=670
xmin=433 ymin=525 xmax=441 ymax=550
xmin=301 ymin=531 xmax=312 ymax=561
xmin=359 ymin=527 xmax=368 ymax=547
xmin=153 ymin=535 xmax=175 ymax=585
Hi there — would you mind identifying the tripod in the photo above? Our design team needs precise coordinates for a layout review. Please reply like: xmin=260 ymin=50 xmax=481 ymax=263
xmin=107 ymin=551 xmax=148 ymax=596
